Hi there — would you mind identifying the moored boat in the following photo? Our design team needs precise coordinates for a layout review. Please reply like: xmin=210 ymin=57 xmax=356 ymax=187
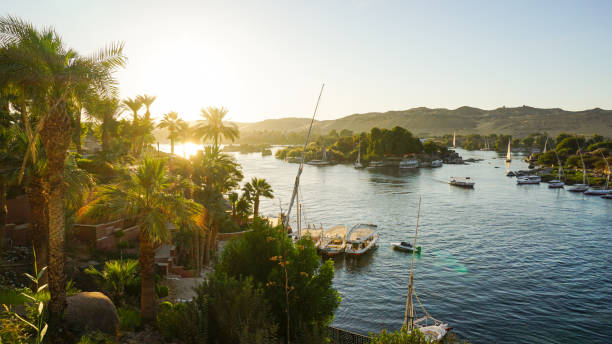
xmin=391 ymin=241 xmax=421 ymax=253
xmin=319 ymin=225 xmax=348 ymax=256
xmin=399 ymin=159 xmax=419 ymax=169
xmin=584 ymin=151 xmax=611 ymax=195
xmin=548 ymin=150 xmax=565 ymax=188
xmin=517 ymin=175 xmax=541 ymax=184
xmin=568 ymin=140 xmax=591 ymax=192
xmin=505 ymin=140 xmax=512 ymax=163
xmin=345 ymin=224 xmax=378 ymax=256
xmin=431 ymin=160 xmax=443 ymax=168
xmin=354 ymin=139 xmax=364 ymax=169
xmin=368 ymin=160 xmax=384 ymax=168
xmin=449 ymin=177 xmax=475 ymax=188
xmin=602 ymin=194 xmax=612 ymax=199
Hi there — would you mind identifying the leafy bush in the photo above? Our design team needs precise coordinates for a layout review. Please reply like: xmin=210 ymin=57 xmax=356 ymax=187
xmin=370 ymin=327 xmax=468 ymax=344
xmin=117 ymin=307 xmax=141 ymax=331
xmin=156 ymin=284 xmax=169 ymax=298
xmin=156 ymin=299 xmax=208 ymax=343
xmin=85 ymin=259 xmax=138 ymax=306
xmin=217 ymin=218 xmax=341 ymax=342
xmin=76 ymin=331 xmax=116 ymax=344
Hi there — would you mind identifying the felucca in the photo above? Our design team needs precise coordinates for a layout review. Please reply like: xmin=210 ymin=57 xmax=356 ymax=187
xmin=548 ymin=150 xmax=565 ymax=188
xmin=584 ymin=151 xmax=611 ymax=195
xmin=319 ymin=225 xmax=348 ymax=256
xmin=568 ymin=143 xmax=590 ymax=192
xmin=354 ymin=139 xmax=364 ymax=169
xmin=505 ymin=139 xmax=512 ymax=163
xmin=404 ymin=197 xmax=449 ymax=340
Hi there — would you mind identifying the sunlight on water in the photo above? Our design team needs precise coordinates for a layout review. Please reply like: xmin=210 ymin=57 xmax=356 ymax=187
xmin=159 ymin=143 xmax=203 ymax=158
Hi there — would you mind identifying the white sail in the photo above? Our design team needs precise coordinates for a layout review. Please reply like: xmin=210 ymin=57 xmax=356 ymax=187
xmin=506 ymin=141 xmax=512 ymax=161
xmin=543 ymin=137 xmax=548 ymax=153
xmin=357 ymin=140 xmax=361 ymax=164
xmin=452 ymin=132 xmax=456 ymax=148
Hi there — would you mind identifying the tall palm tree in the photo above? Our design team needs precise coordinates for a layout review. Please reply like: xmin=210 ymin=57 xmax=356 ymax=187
xmin=243 ymin=177 xmax=274 ymax=218
xmin=195 ymin=106 xmax=239 ymax=149
xmin=122 ymin=97 xmax=142 ymax=124
xmin=0 ymin=15 xmax=126 ymax=318
xmin=157 ymin=111 xmax=188 ymax=155
xmin=82 ymin=158 xmax=201 ymax=322
xmin=137 ymin=94 xmax=156 ymax=121
xmin=89 ymin=97 xmax=122 ymax=152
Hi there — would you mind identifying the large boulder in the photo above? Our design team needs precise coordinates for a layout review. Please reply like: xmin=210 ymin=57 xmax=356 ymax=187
xmin=64 ymin=291 xmax=119 ymax=335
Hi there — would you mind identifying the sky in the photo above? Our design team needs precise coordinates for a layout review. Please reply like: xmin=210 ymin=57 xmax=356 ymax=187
xmin=4 ymin=0 xmax=612 ymax=123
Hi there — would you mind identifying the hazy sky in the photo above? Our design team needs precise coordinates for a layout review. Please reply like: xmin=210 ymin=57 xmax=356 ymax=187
xmin=5 ymin=1 xmax=612 ymax=122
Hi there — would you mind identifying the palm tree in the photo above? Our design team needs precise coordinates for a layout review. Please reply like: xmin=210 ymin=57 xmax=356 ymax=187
xmin=85 ymin=259 xmax=138 ymax=307
xmin=122 ymin=97 xmax=142 ymax=124
xmin=157 ymin=111 xmax=188 ymax=155
xmin=195 ymin=106 xmax=239 ymax=149
xmin=82 ymin=158 xmax=201 ymax=322
xmin=137 ymin=94 xmax=156 ymax=121
xmin=235 ymin=195 xmax=252 ymax=226
xmin=243 ymin=177 xmax=274 ymax=218
xmin=0 ymin=15 xmax=126 ymax=318
xmin=228 ymin=191 xmax=238 ymax=219
xmin=88 ymin=97 xmax=122 ymax=152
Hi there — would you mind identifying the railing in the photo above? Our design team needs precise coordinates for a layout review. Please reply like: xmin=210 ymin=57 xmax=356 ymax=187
xmin=327 ymin=326 xmax=370 ymax=344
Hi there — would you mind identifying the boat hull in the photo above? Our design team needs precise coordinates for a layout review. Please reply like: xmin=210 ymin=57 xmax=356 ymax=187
xmin=568 ymin=184 xmax=589 ymax=192
xmin=584 ymin=189 xmax=611 ymax=195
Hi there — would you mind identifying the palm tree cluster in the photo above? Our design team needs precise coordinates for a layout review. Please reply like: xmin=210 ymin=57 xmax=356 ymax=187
xmin=0 ymin=15 xmax=275 ymax=335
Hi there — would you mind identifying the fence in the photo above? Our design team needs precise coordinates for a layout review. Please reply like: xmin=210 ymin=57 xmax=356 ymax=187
xmin=327 ymin=326 xmax=371 ymax=344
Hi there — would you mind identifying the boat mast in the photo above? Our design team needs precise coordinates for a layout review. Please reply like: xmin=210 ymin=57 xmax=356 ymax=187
xmin=357 ymin=139 xmax=361 ymax=165
xmin=577 ymin=139 xmax=588 ymax=185
xmin=296 ymin=187 xmax=301 ymax=237
xmin=600 ymin=151 xmax=610 ymax=190
xmin=404 ymin=196 xmax=422 ymax=330
xmin=283 ymin=84 xmax=325 ymax=229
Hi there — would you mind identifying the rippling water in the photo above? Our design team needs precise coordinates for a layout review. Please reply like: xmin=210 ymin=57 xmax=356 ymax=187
xmin=170 ymin=145 xmax=612 ymax=343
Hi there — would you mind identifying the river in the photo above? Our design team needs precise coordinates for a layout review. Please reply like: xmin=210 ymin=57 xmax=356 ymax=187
xmin=165 ymin=144 xmax=612 ymax=343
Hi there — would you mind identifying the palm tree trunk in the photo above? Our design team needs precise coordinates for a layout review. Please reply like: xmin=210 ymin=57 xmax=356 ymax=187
xmin=170 ymin=139 xmax=174 ymax=155
xmin=74 ymin=107 xmax=82 ymax=155
xmin=40 ymin=101 xmax=72 ymax=319
xmin=0 ymin=182 xmax=6 ymax=254
xmin=25 ymin=180 xmax=49 ymax=284
xmin=139 ymin=229 xmax=156 ymax=323
xmin=254 ymin=197 xmax=260 ymax=218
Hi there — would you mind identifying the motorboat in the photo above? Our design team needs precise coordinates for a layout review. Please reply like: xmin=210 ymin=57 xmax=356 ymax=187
xmin=319 ymin=225 xmax=348 ymax=256
xmin=399 ymin=159 xmax=419 ymax=169
xmin=345 ymin=224 xmax=379 ymax=256
xmin=449 ymin=177 xmax=475 ymax=188
xmin=517 ymin=175 xmax=541 ymax=184
xmin=431 ymin=160 xmax=443 ymax=168
xmin=391 ymin=241 xmax=421 ymax=253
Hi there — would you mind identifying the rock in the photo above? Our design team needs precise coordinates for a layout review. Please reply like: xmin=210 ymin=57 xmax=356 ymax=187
xmin=64 ymin=292 xmax=119 ymax=335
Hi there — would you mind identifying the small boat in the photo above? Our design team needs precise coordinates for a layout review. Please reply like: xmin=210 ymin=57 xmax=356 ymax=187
xmin=307 ymin=145 xmax=330 ymax=166
xmin=548 ymin=151 xmax=565 ymax=188
xmin=368 ymin=160 xmax=384 ymax=168
xmin=517 ymin=175 xmax=541 ymax=184
xmin=568 ymin=143 xmax=590 ymax=192
xmin=354 ymin=139 xmax=364 ymax=169
xmin=319 ymin=225 xmax=348 ymax=256
xmin=345 ymin=224 xmax=379 ymax=256
xmin=431 ymin=160 xmax=443 ymax=168
xmin=449 ymin=177 xmax=475 ymax=188
xmin=391 ymin=241 xmax=421 ymax=253
xmin=399 ymin=159 xmax=419 ymax=169
xmin=584 ymin=151 xmax=611 ymax=195
xmin=506 ymin=171 xmax=516 ymax=177
xmin=505 ymin=140 xmax=512 ymax=163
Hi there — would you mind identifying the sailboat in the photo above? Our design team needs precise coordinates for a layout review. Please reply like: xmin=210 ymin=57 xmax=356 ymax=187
xmin=354 ymin=139 xmax=364 ymax=169
xmin=404 ymin=197 xmax=449 ymax=340
xmin=568 ymin=143 xmax=590 ymax=192
xmin=505 ymin=139 xmax=512 ymax=163
xmin=548 ymin=150 xmax=564 ymax=188
xmin=452 ymin=132 xmax=456 ymax=149
xmin=307 ymin=145 xmax=330 ymax=166
xmin=543 ymin=137 xmax=548 ymax=153
xmin=584 ymin=151 xmax=611 ymax=195
xmin=480 ymin=137 xmax=490 ymax=151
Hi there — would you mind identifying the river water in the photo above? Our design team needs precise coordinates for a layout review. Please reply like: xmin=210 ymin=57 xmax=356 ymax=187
xmin=167 ymin=144 xmax=612 ymax=343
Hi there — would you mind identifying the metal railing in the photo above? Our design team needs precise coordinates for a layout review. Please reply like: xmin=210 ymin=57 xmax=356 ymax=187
xmin=327 ymin=326 xmax=371 ymax=344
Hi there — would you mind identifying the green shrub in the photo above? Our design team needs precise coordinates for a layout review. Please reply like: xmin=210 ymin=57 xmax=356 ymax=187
xmin=156 ymin=300 xmax=208 ymax=343
xmin=117 ymin=307 xmax=141 ymax=331
xmin=156 ymin=285 xmax=169 ymax=298
xmin=76 ymin=331 xmax=116 ymax=344
xmin=85 ymin=259 xmax=138 ymax=306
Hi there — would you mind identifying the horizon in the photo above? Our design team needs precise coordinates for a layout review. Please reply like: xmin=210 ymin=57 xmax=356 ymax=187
xmin=5 ymin=1 xmax=612 ymax=124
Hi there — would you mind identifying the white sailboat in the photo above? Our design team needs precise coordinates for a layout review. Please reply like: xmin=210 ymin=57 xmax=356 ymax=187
xmin=568 ymin=144 xmax=590 ymax=192
xmin=548 ymin=150 xmax=564 ymax=188
xmin=354 ymin=139 xmax=364 ymax=169
xmin=452 ymin=132 xmax=456 ymax=149
xmin=307 ymin=145 xmax=330 ymax=166
xmin=584 ymin=151 xmax=611 ymax=195
xmin=505 ymin=140 xmax=512 ymax=163
xmin=543 ymin=137 xmax=548 ymax=154
xmin=404 ymin=197 xmax=449 ymax=340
